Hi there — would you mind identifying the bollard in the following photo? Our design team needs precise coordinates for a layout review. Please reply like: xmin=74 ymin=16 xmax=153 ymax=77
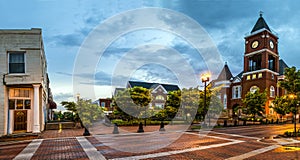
xmin=265 ymin=119 xmax=268 ymax=124
xmin=83 ymin=127 xmax=90 ymax=136
xmin=223 ymin=120 xmax=227 ymax=127
xmin=234 ymin=120 xmax=238 ymax=126
xmin=137 ymin=122 xmax=144 ymax=133
xmin=243 ymin=120 xmax=246 ymax=126
xmin=159 ymin=121 xmax=165 ymax=131
xmin=112 ymin=123 xmax=119 ymax=134
xmin=276 ymin=119 xmax=279 ymax=124
xmin=271 ymin=119 xmax=274 ymax=124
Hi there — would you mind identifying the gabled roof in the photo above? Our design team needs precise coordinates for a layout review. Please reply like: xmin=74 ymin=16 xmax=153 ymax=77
xmin=251 ymin=13 xmax=271 ymax=33
xmin=128 ymin=81 xmax=180 ymax=92
xmin=279 ymin=59 xmax=289 ymax=75
xmin=216 ymin=63 xmax=233 ymax=81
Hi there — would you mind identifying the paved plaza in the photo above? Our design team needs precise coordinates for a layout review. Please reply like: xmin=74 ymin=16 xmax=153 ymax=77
xmin=1 ymin=124 xmax=300 ymax=159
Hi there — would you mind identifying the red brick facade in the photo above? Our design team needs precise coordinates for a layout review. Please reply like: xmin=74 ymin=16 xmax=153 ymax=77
xmin=213 ymin=14 xmax=288 ymax=118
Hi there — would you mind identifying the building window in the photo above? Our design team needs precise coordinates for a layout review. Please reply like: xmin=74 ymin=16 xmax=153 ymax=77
xmin=9 ymin=88 xmax=31 ymax=110
xmin=270 ymin=86 xmax=275 ymax=97
xmin=9 ymin=52 xmax=25 ymax=73
xmin=223 ymin=94 xmax=227 ymax=109
xmin=269 ymin=108 xmax=274 ymax=115
xmin=232 ymin=86 xmax=242 ymax=99
xmin=155 ymin=95 xmax=165 ymax=100
xmin=247 ymin=75 xmax=251 ymax=80
xmin=248 ymin=54 xmax=262 ymax=71
xmin=258 ymin=73 xmax=263 ymax=78
xmin=268 ymin=55 xmax=275 ymax=71
xmin=250 ymin=86 xmax=259 ymax=93
xmin=101 ymin=102 xmax=105 ymax=107
xmin=252 ymin=74 xmax=256 ymax=79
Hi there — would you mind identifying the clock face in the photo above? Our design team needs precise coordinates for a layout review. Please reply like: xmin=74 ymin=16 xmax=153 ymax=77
xmin=270 ymin=40 xmax=274 ymax=49
xmin=251 ymin=40 xmax=259 ymax=49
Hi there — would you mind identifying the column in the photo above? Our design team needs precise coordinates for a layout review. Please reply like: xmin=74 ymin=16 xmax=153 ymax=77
xmin=33 ymin=84 xmax=40 ymax=133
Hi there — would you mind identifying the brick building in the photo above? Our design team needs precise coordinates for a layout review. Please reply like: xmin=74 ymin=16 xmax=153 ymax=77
xmin=213 ymin=14 xmax=289 ymax=119
xmin=126 ymin=81 xmax=180 ymax=109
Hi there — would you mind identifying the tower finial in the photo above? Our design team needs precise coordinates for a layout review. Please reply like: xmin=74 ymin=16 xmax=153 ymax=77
xmin=225 ymin=62 xmax=227 ymax=65
xmin=259 ymin=11 xmax=263 ymax=17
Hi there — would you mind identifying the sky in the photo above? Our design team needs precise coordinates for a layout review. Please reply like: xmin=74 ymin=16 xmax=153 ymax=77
xmin=1 ymin=0 xmax=300 ymax=110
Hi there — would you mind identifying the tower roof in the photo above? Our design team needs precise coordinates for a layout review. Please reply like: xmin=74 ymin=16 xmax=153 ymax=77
xmin=216 ymin=62 xmax=233 ymax=81
xmin=251 ymin=12 xmax=271 ymax=33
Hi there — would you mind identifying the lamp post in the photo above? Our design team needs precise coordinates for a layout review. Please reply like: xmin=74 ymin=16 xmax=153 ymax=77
xmin=201 ymin=73 xmax=210 ymax=127
xmin=289 ymin=94 xmax=297 ymax=137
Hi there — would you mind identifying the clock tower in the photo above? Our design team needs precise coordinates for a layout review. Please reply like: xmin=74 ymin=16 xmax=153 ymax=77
xmin=242 ymin=12 xmax=279 ymax=114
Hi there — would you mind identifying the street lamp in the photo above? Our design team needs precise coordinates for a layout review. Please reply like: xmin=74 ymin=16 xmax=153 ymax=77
xmin=289 ymin=94 xmax=298 ymax=136
xmin=201 ymin=73 xmax=211 ymax=126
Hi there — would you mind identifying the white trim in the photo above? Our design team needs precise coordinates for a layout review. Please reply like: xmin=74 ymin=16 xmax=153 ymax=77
xmin=242 ymin=69 xmax=279 ymax=76
xmin=214 ymin=80 xmax=231 ymax=86
xmin=244 ymin=48 xmax=278 ymax=58
xmin=244 ymin=28 xmax=278 ymax=38
xmin=233 ymin=77 xmax=241 ymax=83
xmin=152 ymin=84 xmax=167 ymax=94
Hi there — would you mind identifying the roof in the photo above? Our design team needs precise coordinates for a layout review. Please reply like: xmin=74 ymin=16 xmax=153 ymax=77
xmin=251 ymin=13 xmax=271 ymax=33
xmin=128 ymin=81 xmax=180 ymax=92
xmin=279 ymin=59 xmax=289 ymax=75
xmin=216 ymin=63 xmax=233 ymax=81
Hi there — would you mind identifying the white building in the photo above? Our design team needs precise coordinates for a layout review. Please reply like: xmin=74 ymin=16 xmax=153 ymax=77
xmin=0 ymin=28 xmax=50 ymax=135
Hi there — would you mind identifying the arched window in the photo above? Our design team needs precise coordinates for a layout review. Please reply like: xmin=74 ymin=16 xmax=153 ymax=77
xmin=270 ymin=86 xmax=275 ymax=97
xmin=250 ymin=86 xmax=259 ymax=93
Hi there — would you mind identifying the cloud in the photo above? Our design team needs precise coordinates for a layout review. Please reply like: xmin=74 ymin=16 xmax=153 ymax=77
xmin=51 ymin=33 xmax=84 ymax=47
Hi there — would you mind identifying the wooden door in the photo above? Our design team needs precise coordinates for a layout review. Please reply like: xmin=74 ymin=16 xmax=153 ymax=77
xmin=14 ymin=110 xmax=27 ymax=131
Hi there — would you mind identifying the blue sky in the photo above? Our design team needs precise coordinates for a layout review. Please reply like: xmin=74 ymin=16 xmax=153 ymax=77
xmin=1 ymin=0 xmax=300 ymax=110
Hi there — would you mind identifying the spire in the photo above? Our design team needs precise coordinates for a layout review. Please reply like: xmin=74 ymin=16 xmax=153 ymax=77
xmin=216 ymin=62 xmax=233 ymax=81
xmin=251 ymin=11 xmax=271 ymax=33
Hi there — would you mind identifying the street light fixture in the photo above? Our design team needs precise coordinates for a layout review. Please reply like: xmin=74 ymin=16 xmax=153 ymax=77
xmin=201 ymin=73 xmax=211 ymax=127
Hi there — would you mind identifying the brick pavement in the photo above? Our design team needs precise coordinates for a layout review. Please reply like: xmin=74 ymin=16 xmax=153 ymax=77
xmin=39 ymin=128 xmax=84 ymax=139
xmin=1 ymin=125 xmax=300 ymax=159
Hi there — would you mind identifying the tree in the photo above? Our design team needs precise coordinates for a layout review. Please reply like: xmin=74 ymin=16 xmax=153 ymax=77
xmin=112 ymin=87 xmax=151 ymax=126
xmin=76 ymin=99 xmax=104 ymax=135
xmin=278 ymin=66 xmax=300 ymax=135
xmin=242 ymin=89 xmax=267 ymax=119
xmin=272 ymin=96 xmax=290 ymax=121
xmin=129 ymin=86 xmax=151 ymax=125
xmin=61 ymin=101 xmax=80 ymax=122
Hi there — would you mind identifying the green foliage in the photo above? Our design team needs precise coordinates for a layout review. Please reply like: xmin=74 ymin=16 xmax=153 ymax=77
xmin=272 ymin=96 xmax=290 ymax=116
xmin=76 ymin=99 xmax=104 ymax=128
xmin=61 ymin=101 xmax=80 ymax=122
xmin=277 ymin=66 xmax=300 ymax=114
xmin=279 ymin=67 xmax=300 ymax=95
xmin=112 ymin=87 xmax=152 ymax=119
xmin=242 ymin=88 xmax=267 ymax=118
xmin=165 ymin=90 xmax=181 ymax=109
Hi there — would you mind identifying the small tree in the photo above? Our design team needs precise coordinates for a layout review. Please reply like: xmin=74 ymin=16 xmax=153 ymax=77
xmin=242 ymin=89 xmax=267 ymax=119
xmin=129 ymin=86 xmax=152 ymax=125
xmin=278 ymin=67 xmax=300 ymax=135
xmin=272 ymin=96 xmax=290 ymax=122
xmin=61 ymin=101 xmax=80 ymax=123
xmin=76 ymin=99 xmax=104 ymax=135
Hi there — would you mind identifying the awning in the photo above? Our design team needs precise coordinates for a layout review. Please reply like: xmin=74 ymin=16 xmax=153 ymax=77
xmin=49 ymin=100 xmax=57 ymax=109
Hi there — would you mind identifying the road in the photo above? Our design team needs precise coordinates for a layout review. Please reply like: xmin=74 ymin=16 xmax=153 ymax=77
xmin=1 ymin=124 xmax=300 ymax=160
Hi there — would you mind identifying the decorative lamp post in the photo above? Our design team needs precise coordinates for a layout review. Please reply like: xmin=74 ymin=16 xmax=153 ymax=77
xmin=201 ymin=73 xmax=211 ymax=126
